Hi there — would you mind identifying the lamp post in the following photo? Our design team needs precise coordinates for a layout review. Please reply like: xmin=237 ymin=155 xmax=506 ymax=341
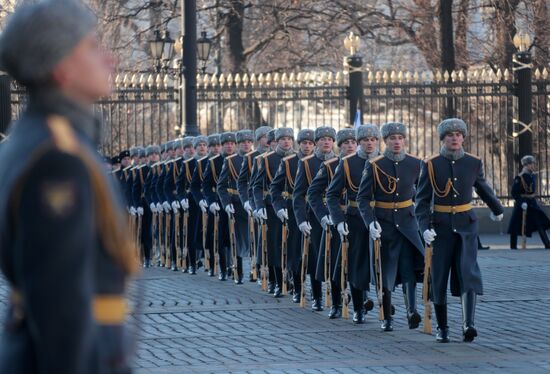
xmin=197 ymin=31 xmax=213 ymax=74
xmin=344 ymin=32 xmax=363 ymax=126
xmin=513 ymin=30 xmax=533 ymax=160
xmin=149 ymin=30 xmax=165 ymax=72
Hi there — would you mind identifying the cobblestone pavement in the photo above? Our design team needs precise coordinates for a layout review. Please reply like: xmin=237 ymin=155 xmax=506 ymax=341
xmin=1 ymin=235 xmax=550 ymax=373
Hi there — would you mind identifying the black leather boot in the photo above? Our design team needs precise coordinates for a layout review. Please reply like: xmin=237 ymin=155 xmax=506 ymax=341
xmin=363 ymin=291 xmax=374 ymax=313
xmin=510 ymin=234 xmax=518 ymax=250
xmin=328 ymin=305 xmax=342 ymax=319
xmin=350 ymin=287 xmax=364 ymax=324
xmin=380 ymin=289 xmax=393 ymax=331
xmin=292 ymin=271 xmax=301 ymax=303
xmin=462 ymin=290 xmax=478 ymax=342
xmin=403 ymin=283 xmax=421 ymax=329
xmin=434 ymin=303 xmax=450 ymax=343
xmin=235 ymin=257 xmax=243 ymax=284
xmin=539 ymin=229 xmax=550 ymax=249
xmin=311 ymin=278 xmax=323 ymax=311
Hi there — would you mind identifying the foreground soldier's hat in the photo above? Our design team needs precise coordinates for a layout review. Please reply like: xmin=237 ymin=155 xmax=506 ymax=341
xmin=275 ymin=127 xmax=294 ymax=141
xmin=146 ymin=145 xmax=161 ymax=156
xmin=255 ymin=126 xmax=272 ymax=141
xmin=119 ymin=150 xmax=130 ymax=159
xmin=207 ymin=134 xmax=221 ymax=146
xmin=0 ymin=0 xmax=97 ymax=86
xmin=336 ymin=128 xmax=355 ymax=146
xmin=315 ymin=126 xmax=336 ymax=141
xmin=521 ymin=155 xmax=536 ymax=166
xmin=381 ymin=122 xmax=407 ymax=139
xmin=220 ymin=132 xmax=236 ymax=144
xmin=182 ymin=136 xmax=194 ymax=149
xmin=356 ymin=124 xmax=380 ymax=141
xmin=193 ymin=135 xmax=208 ymax=148
xmin=437 ymin=118 xmax=468 ymax=140
xmin=297 ymin=129 xmax=315 ymax=143
xmin=236 ymin=129 xmax=254 ymax=143
xmin=267 ymin=129 xmax=276 ymax=143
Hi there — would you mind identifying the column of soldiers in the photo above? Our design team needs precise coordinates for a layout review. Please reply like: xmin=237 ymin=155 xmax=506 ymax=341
xmin=107 ymin=118 xmax=506 ymax=343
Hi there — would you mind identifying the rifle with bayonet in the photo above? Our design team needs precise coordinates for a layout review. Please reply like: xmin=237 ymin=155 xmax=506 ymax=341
xmin=340 ymin=234 xmax=349 ymax=319
xmin=423 ymin=194 xmax=435 ymax=334
xmin=325 ymin=225 xmax=332 ymax=308
xmin=202 ymin=211 xmax=210 ymax=271
xmin=136 ymin=213 xmax=143 ymax=264
xmin=165 ymin=211 xmax=172 ymax=268
xmin=151 ymin=211 xmax=158 ymax=264
xmin=229 ymin=214 xmax=239 ymax=281
xmin=300 ymin=233 xmax=310 ymax=308
xmin=182 ymin=210 xmax=189 ymax=270
xmin=175 ymin=209 xmax=181 ymax=269
xmin=213 ymin=211 xmax=219 ymax=275
xmin=249 ymin=216 xmax=257 ymax=281
xmin=159 ymin=210 xmax=165 ymax=266
xmin=281 ymin=218 xmax=288 ymax=295
xmin=261 ymin=217 xmax=268 ymax=291
xmin=374 ymin=231 xmax=384 ymax=321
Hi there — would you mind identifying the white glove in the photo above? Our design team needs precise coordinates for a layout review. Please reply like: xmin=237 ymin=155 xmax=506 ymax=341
xmin=225 ymin=204 xmax=235 ymax=215
xmin=244 ymin=201 xmax=253 ymax=216
xmin=257 ymin=208 xmax=267 ymax=221
xmin=209 ymin=202 xmax=220 ymax=214
xmin=369 ymin=221 xmax=382 ymax=240
xmin=149 ymin=203 xmax=156 ymax=213
xmin=130 ymin=207 xmax=137 ymax=216
xmin=521 ymin=202 xmax=528 ymax=210
xmin=180 ymin=198 xmax=189 ymax=211
xmin=171 ymin=201 xmax=180 ymax=212
xmin=137 ymin=207 xmax=144 ymax=216
xmin=156 ymin=203 xmax=163 ymax=212
xmin=162 ymin=201 xmax=171 ymax=213
xmin=321 ymin=215 xmax=333 ymax=230
xmin=337 ymin=222 xmax=349 ymax=237
xmin=298 ymin=221 xmax=312 ymax=236
xmin=199 ymin=199 xmax=208 ymax=213
xmin=277 ymin=208 xmax=288 ymax=222
xmin=490 ymin=212 xmax=503 ymax=222
xmin=423 ymin=229 xmax=437 ymax=245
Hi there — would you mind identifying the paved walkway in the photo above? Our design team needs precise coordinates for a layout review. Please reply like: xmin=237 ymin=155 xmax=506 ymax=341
xmin=1 ymin=234 xmax=549 ymax=373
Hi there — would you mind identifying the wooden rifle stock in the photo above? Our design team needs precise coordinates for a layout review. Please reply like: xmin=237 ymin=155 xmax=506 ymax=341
xmin=423 ymin=243 xmax=433 ymax=334
xmin=159 ymin=211 xmax=165 ymax=266
xmin=324 ymin=226 xmax=332 ymax=308
xmin=521 ymin=207 xmax=527 ymax=249
xmin=151 ymin=211 xmax=157 ymax=264
xmin=165 ymin=213 xmax=172 ymax=268
xmin=175 ymin=211 xmax=181 ymax=269
xmin=300 ymin=233 xmax=310 ymax=308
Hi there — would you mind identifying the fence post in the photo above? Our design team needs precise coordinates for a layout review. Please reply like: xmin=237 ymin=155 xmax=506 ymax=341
xmin=0 ymin=73 xmax=11 ymax=136
xmin=347 ymin=55 xmax=363 ymax=126
xmin=514 ymin=49 xmax=533 ymax=159
xmin=183 ymin=0 xmax=199 ymax=136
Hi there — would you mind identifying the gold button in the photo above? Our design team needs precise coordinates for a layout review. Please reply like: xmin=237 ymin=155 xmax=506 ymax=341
xmin=394 ymin=209 xmax=398 ymax=212
xmin=454 ymin=177 xmax=457 ymax=181
xmin=396 ymin=224 xmax=399 ymax=228
xmin=453 ymin=194 xmax=457 ymax=198
xmin=395 ymin=162 xmax=398 ymax=165
xmin=396 ymin=193 xmax=399 ymax=196
xmin=452 ymin=161 xmax=455 ymax=164
xmin=453 ymin=229 xmax=457 ymax=232
xmin=396 ymin=178 xmax=400 ymax=181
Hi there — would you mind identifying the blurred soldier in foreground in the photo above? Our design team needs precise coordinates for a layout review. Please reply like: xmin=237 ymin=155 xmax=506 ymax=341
xmin=0 ymin=0 xmax=138 ymax=373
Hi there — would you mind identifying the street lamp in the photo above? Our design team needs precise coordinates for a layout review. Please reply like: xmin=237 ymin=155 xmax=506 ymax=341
xmin=197 ymin=31 xmax=212 ymax=74
xmin=162 ymin=30 xmax=175 ymax=64
xmin=149 ymin=30 xmax=164 ymax=72
xmin=343 ymin=32 xmax=363 ymax=126
xmin=513 ymin=31 xmax=531 ymax=52
xmin=512 ymin=28 xmax=533 ymax=160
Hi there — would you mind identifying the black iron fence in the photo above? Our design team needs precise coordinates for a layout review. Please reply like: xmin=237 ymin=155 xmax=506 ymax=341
xmin=7 ymin=68 xmax=550 ymax=203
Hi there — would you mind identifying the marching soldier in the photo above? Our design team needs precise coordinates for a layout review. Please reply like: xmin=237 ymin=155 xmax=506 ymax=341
xmin=507 ymin=155 xmax=550 ymax=249
xmin=357 ymin=122 xmax=424 ymax=332
xmin=204 ymin=132 xmax=237 ymax=280
xmin=309 ymin=128 xmax=355 ymax=319
xmin=253 ymin=128 xmax=295 ymax=297
xmin=271 ymin=129 xmax=315 ymax=302
xmin=143 ymin=145 xmax=161 ymax=267
xmin=177 ymin=136 xmax=208 ymax=273
xmin=415 ymin=118 xmax=504 ymax=343
xmin=192 ymin=134 xmax=221 ymax=276
xmin=237 ymin=126 xmax=272 ymax=281
xmin=293 ymin=126 xmax=337 ymax=310
xmin=327 ymin=124 xmax=380 ymax=323
xmin=147 ymin=144 xmax=167 ymax=265
xmin=0 ymin=1 xmax=138 ymax=372
xmin=115 ymin=149 xmax=130 ymax=190
xmin=218 ymin=130 xmax=254 ymax=283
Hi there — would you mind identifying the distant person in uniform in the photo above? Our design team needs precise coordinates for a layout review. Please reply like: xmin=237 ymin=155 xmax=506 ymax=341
xmin=0 ymin=1 xmax=138 ymax=373
xmin=507 ymin=155 xmax=550 ymax=249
